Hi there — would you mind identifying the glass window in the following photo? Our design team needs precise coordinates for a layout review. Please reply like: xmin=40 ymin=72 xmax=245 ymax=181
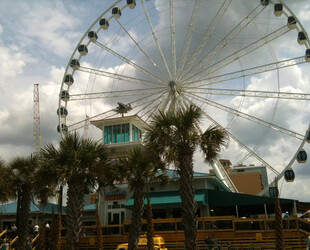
xmin=104 ymin=126 xmax=112 ymax=144
xmin=122 ymin=123 xmax=130 ymax=142
xmin=132 ymin=124 xmax=141 ymax=141
xmin=113 ymin=124 xmax=121 ymax=143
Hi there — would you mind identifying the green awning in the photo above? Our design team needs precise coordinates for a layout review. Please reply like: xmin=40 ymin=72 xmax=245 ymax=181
xmin=206 ymin=189 xmax=294 ymax=207
xmin=125 ymin=190 xmax=207 ymax=208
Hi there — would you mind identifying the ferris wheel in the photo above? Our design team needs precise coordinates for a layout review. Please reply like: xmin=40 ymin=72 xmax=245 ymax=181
xmin=58 ymin=0 xmax=310 ymax=196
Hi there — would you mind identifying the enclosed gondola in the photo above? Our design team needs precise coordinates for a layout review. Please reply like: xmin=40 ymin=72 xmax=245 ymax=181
xmin=284 ymin=169 xmax=295 ymax=182
xmin=99 ymin=18 xmax=109 ymax=30
xmin=298 ymin=32 xmax=307 ymax=45
xmin=307 ymin=130 xmax=310 ymax=142
xmin=274 ymin=3 xmax=283 ymax=16
xmin=64 ymin=74 xmax=74 ymax=86
xmin=88 ymin=30 xmax=98 ymax=42
xmin=70 ymin=59 xmax=80 ymax=70
xmin=127 ymin=0 xmax=136 ymax=9
xmin=287 ymin=16 xmax=297 ymax=29
xmin=306 ymin=49 xmax=310 ymax=62
xmin=112 ymin=7 xmax=122 ymax=18
xmin=269 ymin=187 xmax=279 ymax=198
xmin=297 ymin=149 xmax=307 ymax=163
xmin=78 ymin=44 xmax=88 ymax=56
xmin=60 ymin=90 xmax=70 ymax=101
xmin=260 ymin=0 xmax=269 ymax=6
xmin=57 ymin=124 xmax=68 ymax=133
xmin=57 ymin=107 xmax=68 ymax=118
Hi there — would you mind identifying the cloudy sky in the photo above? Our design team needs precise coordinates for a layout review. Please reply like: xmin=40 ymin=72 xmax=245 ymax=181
xmin=0 ymin=0 xmax=310 ymax=201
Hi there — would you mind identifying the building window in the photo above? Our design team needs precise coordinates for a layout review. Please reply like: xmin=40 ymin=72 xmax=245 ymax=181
xmin=132 ymin=124 xmax=141 ymax=141
xmin=104 ymin=124 xmax=130 ymax=144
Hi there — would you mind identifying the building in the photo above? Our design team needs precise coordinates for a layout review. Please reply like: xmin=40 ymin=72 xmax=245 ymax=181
xmin=210 ymin=160 xmax=268 ymax=195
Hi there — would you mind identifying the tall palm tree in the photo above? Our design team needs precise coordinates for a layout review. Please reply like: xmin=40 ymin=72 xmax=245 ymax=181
xmin=144 ymin=105 xmax=229 ymax=250
xmin=10 ymin=154 xmax=53 ymax=250
xmin=116 ymin=147 xmax=167 ymax=250
xmin=40 ymin=132 xmax=110 ymax=250
xmin=0 ymin=158 xmax=14 ymax=203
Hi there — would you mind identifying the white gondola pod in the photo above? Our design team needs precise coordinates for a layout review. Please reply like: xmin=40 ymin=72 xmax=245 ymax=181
xmin=78 ymin=44 xmax=88 ymax=56
xmin=112 ymin=7 xmax=122 ymax=18
xmin=57 ymin=124 xmax=68 ymax=133
xmin=306 ymin=49 xmax=310 ymax=63
xmin=297 ymin=32 xmax=307 ymax=45
xmin=260 ymin=0 xmax=269 ymax=6
xmin=127 ymin=0 xmax=136 ymax=9
xmin=64 ymin=74 xmax=74 ymax=86
xmin=99 ymin=18 xmax=109 ymax=30
xmin=57 ymin=107 xmax=68 ymax=118
xmin=287 ymin=16 xmax=297 ymax=30
xmin=274 ymin=3 xmax=283 ymax=17
xmin=284 ymin=169 xmax=295 ymax=182
xmin=70 ymin=59 xmax=80 ymax=70
xmin=88 ymin=30 xmax=98 ymax=42
xmin=60 ymin=90 xmax=70 ymax=102
xmin=269 ymin=187 xmax=279 ymax=198
xmin=297 ymin=149 xmax=307 ymax=163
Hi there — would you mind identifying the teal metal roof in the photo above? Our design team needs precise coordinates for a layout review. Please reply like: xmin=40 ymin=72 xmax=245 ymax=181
xmin=158 ymin=169 xmax=212 ymax=179
xmin=0 ymin=202 xmax=40 ymax=214
xmin=0 ymin=202 xmax=90 ymax=215
xmin=84 ymin=204 xmax=96 ymax=211
xmin=125 ymin=189 xmax=207 ymax=208
xmin=125 ymin=189 xmax=295 ymax=209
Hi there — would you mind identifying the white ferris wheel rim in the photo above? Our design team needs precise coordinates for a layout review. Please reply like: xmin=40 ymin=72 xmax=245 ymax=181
xmin=58 ymin=0 xmax=310 ymax=196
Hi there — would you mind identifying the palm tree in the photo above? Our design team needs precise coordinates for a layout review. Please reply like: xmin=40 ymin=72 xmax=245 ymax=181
xmin=144 ymin=105 xmax=229 ymax=250
xmin=0 ymin=158 xmax=14 ymax=203
xmin=10 ymin=154 xmax=53 ymax=250
xmin=40 ymin=132 xmax=110 ymax=250
xmin=116 ymin=147 xmax=167 ymax=250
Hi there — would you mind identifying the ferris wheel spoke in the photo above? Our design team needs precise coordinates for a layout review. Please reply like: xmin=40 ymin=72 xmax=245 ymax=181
xmin=186 ymin=91 xmax=305 ymax=140
xmin=182 ymin=95 xmax=280 ymax=175
xmin=68 ymin=109 xmax=117 ymax=132
xmin=77 ymin=65 xmax=164 ymax=87
xmin=179 ymin=3 xmax=265 ymax=81
xmin=113 ymin=18 xmax=169 ymax=82
xmin=185 ymin=56 xmax=307 ymax=87
xmin=135 ymin=93 xmax=166 ymax=121
xmin=69 ymin=87 xmax=166 ymax=101
xmin=176 ymin=0 xmax=201 ymax=79
xmin=94 ymin=41 xmax=167 ymax=84
xmin=182 ymin=24 xmax=291 ymax=84
xmin=188 ymin=87 xmax=310 ymax=101
xmin=140 ymin=0 xmax=172 ymax=80
xmin=130 ymin=90 xmax=168 ymax=118
xmin=170 ymin=0 xmax=176 ymax=79
xmin=178 ymin=0 xmax=232 ymax=81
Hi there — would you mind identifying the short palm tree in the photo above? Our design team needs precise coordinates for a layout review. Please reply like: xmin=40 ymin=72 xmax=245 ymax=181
xmin=10 ymin=154 xmax=53 ymax=250
xmin=0 ymin=158 xmax=14 ymax=203
xmin=40 ymin=132 xmax=110 ymax=250
xmin=144 ymin=105 xmax=228 ymax=250
xmin=116 ymin=147 xmax=167 ymax=250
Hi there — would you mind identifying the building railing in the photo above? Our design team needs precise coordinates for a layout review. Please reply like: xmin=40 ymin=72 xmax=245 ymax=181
xmin=57 ymin=216 xmax=310 ymax=249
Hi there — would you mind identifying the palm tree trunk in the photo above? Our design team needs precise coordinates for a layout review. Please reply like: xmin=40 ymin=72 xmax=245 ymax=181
xmin=128 ymin=186 xmax=145 ymax=250
xmin=178 ymin=152 xmax=198 ymax=250
xmin=146 ymin=195 xmax=154 ymax=250
xmin=96 ymin=201 xmax=104 ymax=250
xmin=65 ymin=179 xmax=85 ymax=250
xmin=275 ymin=196 xmax=284 ymax=249
xmin=16 ymin=185 xmax=31 ymax=250
xmin=36 ymin=222 xmax=46 ymax=250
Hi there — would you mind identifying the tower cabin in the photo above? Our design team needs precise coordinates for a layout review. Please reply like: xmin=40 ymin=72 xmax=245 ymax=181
xmin=90 ymin=115 xmax=148 ymax=156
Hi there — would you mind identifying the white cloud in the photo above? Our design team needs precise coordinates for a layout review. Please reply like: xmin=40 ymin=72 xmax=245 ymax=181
xmin=0 ymin=0 xmax=310 ymax=202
